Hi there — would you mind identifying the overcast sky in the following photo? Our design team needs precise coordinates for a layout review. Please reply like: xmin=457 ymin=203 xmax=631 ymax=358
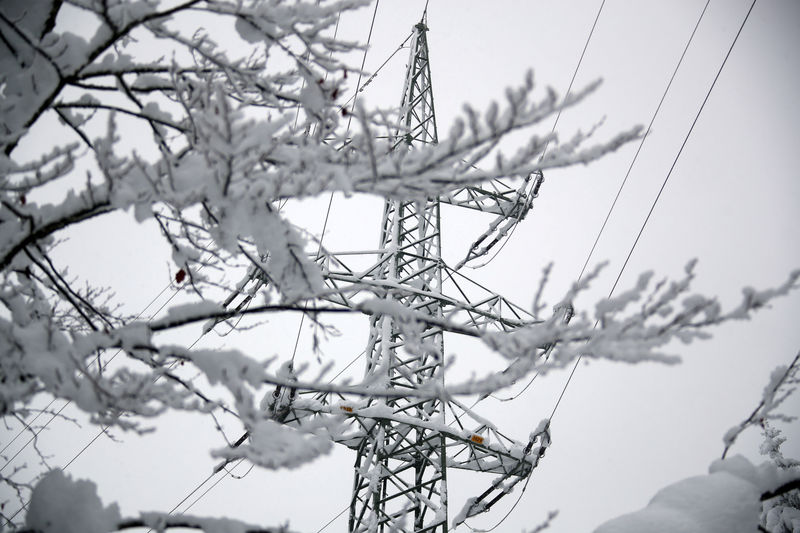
xmin=2 ymin=1 xmax=799 ymax=532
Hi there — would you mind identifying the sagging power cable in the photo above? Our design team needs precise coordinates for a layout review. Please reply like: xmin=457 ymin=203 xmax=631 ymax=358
xmin=550 ymin=0 xmax=758 ymax=423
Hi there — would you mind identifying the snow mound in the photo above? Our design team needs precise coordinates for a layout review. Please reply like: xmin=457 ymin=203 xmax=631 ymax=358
xmin=593 ymin=455 xmax=768 ymax=533
xmin=26 ymin=469 xmax=121 ymax=533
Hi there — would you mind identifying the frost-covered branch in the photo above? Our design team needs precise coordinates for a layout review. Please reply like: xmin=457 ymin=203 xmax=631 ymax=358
xmin=722 ymin=350 xmax=800 ymax=459
xmin=478 ymin=265 xmax=800 ymax=393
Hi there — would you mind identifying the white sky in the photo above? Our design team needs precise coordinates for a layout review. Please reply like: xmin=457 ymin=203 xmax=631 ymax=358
xmin=2 ymin=1 xmax=799 ymax=532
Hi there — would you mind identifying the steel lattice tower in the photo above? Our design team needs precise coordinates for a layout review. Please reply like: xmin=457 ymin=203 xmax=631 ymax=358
xmin=339 ymin=19 xmax=545 ymax=532
xmin=350 ymin=21 xmax=447 ymax=532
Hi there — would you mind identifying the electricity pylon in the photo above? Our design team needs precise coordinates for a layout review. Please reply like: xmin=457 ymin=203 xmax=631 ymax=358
xmin=223 ymin=15 xmax=548 ymax=533
xmin=348 ymin=19 xmax=449 ymax=531
xmin=333 ymin=19 xmax=545 ymax=532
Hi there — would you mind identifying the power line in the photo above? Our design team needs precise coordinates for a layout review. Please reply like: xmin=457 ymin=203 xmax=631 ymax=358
xmin=180 ymin=464 xmax=249 ymax=516
xmin=0 ymin=278 xmax=177 ymax=473
xmin=164 ymin=468 xmax=223 ymax=517
xmin=464 ymin=474 xmax=532 ymax=533
xmin=343 ymin=0 xmax=381 ymax=134
xmin=337 ymin=31 xmax=413 ymax=114
xmin=546 ymin=0 xmax=713 ymax=428
xmin=3 ymin=332 xmax=209 ymax=527
xmin=465 ymin=0 xmax=608 ymax=403
xmin=314 ymin=504 xmax=349 ymax=533
xmin=550 ymin=0 xmax=758 ymax=423
xmin=475 ymin=0 xmax=607 ymax=271
xmin=608 ymin=0 xmax=756 ymax=298
xmin=575 ymin=0 xmax=711 ymax=283
xmin=540 ymin=0 xmax=607 ymax=162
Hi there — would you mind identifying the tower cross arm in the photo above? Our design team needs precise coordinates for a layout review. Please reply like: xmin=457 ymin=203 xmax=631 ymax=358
xmin=312 ymin=249 xmax=539 ymax=334
xmin=282 ymin=397 xmax=536 ymax=478
xmin=439 ymin=170 xmax=544 ymax=218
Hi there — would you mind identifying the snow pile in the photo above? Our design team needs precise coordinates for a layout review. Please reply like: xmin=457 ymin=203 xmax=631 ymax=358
xmin=26 ymin=469 xmax=120 ymax=533
xmin=593 ymin=455 xmax=798 ymax=533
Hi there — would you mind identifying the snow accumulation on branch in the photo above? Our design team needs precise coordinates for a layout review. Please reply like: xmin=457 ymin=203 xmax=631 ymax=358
xmin=723 ymin=350 xmax=800 ymax=459
xmin=1 ymin=0 xmax=799 ymax=532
